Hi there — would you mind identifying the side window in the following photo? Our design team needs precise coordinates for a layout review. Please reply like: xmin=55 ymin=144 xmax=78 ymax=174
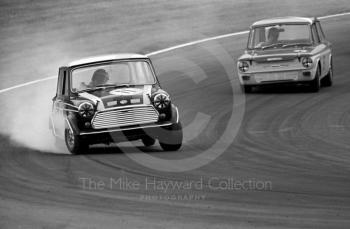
xmin=56 ymin=68 xmax=64 ymax=97
xmin=61 ymin=74 xmax=66 ymax=96
xmin=316 ymin=21 xmax=326 ymax=41
xmin=64 ymin=70 xmax=70 ymax=96
xmin=57 ymin=67 xmax=68 ymax=98
xmin=311 ymin=24 xmax=320 ymax=44
xmin=56 ymin=75 xmax=61 ymax=97
xmin=248 ymin=29 xmax=255 ymax=48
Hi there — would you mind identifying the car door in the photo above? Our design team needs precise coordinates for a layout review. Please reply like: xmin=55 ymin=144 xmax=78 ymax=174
xmin=312 ymin=22 xmax=328 ymax=77
xmin=52 ymin=67 xmax=68 ymax=138
xmin=316 ymin=21 xmax=331 ymax=75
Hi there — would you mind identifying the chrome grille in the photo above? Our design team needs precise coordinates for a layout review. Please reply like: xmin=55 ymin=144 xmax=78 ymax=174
xmin=250 ymin=59 xmax=301 ymax=73
xmin=255 ymin=71 xmax=298 ymax=83
xmin=92 ymin=105 xmax=159 ymax=129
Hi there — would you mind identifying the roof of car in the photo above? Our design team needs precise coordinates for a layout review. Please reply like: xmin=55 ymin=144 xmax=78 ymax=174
xmin=251 ymin=16 xmax=316 ymax=27
xmin=68 ymin=53 xmax=149 ymax=67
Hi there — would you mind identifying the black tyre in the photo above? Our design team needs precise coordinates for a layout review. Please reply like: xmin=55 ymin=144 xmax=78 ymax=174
xmin=159 ymin=122 xmax=183 ymax=151
xmin=244 ymin=85 xmax=253 ymax=93
xmin=141 ymin=136 xmax=156 ymax=147
xmin=321 ymin=60 xmax=333 ymax=87
xmin=309 ymin=66 xmax=321 ymax=92
xmin=64 ymin=128 xmax=89 ymax=155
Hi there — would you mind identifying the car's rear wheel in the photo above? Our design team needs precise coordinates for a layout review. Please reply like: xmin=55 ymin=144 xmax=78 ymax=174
xmin=309 ymin=66 xmax=321 ymax=92
xmin=159 ymin=122 xmax=183 ymax=151
xmin=243 ymin=85 xmax=253 ymax=93
xmin=65 ymin=128 xmax=89 ymax=155
xmin=141 ymin=135 xmax=156 ymax=147
xmin=321 ymin=60 xmax=333 ymax=87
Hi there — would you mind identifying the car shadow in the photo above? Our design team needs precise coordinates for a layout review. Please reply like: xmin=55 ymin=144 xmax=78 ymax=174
xmin=83 ymin=143 xmax=165 ymax=155
xmin=0 ymin=133 xmax=167 ymax=156
xmin=250 ymin=84 xmax=316 ymax=94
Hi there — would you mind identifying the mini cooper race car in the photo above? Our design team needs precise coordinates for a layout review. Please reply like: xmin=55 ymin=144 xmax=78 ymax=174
xmin=237 ymin=17 xmax=333 ymax=93
xmin=49 ymin=54 xmax=182 ymax=154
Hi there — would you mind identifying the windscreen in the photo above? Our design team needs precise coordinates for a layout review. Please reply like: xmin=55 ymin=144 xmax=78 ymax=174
xmin=71 ymin=61 xmax=155 ymax=92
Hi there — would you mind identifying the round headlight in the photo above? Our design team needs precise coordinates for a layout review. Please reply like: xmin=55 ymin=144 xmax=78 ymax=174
xmin=153 ymin=93 xmax=170 ymax=110
xmin=301 ymin=57 xmax=313 ymax=68
xmin=238 ymin=61 xmax=249 ymax=72
xmin=78 ymin=102 xmax=95 ymax=118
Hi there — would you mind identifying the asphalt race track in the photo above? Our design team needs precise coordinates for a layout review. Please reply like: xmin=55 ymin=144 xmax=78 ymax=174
xmin=1 ymin=1 xmax=350 ymax=229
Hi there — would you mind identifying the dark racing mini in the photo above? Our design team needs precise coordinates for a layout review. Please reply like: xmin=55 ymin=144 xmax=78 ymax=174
xmin=49 ymin=53 xmax=182 ymax=154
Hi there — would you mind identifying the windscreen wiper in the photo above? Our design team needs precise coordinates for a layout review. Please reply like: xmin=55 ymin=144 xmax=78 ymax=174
xmin=94 ymin=84 xmax=131 ymax=89
xmin=282 ymin=43 xmax=312 ymax=48
xmin=94 ymin=84 xmax=119 ymax=88
xmin=114 ymin=84 xmax=131 ymax=88
xmin=261 ymin=43 xmax=284 ymax=50
xmin=78 ymin=84 xmax=131 ymax=93
xmin=78 ymin=87 xmax=103 ymax=93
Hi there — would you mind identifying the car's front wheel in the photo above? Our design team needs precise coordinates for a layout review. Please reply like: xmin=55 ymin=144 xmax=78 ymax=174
xmin=54 ymin=137 xmax=69 ymax=154
xmin=141 ymin=135 xmax=156 ymax=147
xmin=159 ymin=122 xmax=183 ymax=151
xmin=321 ymin=60 xmax=333 ymax=87
xmin=243 ymin=85 xmax=253 ymax=93
xmin=65 ymin=128 xmax=89 ymax=154
xmin=309 ymin=66 xmax=321 ymax=92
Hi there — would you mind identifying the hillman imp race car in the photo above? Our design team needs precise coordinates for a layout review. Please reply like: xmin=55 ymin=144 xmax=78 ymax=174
xmin=237 ymin=17 xmax=333 ymax=93
xmin=50 ymin=54 xmax=182 ymax=154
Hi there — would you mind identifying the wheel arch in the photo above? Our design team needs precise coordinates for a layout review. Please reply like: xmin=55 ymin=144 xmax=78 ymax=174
xmin=170 ymin=104 xmax=180 ymax=124
xmin=65 ymin=113 xmax=81 ymax=136
xmin=314 ymin=58 xmax=322 ymax=78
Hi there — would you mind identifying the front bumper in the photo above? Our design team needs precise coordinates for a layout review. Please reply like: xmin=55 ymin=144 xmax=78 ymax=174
xmin=238 ymin=68 xmax=317 ymax=86
xmin=79 ymin=122 xmax=174 ymax=144
xmin=65 ymin=104 xmax=180 ymax=144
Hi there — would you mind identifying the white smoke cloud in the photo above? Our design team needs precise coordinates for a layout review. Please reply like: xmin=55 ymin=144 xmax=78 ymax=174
xmin=1 ymin=79 xmax=65 ymax=154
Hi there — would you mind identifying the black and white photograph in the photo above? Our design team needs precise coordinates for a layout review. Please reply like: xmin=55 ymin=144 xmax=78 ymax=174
xmin=0 ymin=0 xmax=350 ymax=228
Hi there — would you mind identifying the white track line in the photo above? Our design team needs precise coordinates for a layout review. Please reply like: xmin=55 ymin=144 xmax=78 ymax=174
xmin=147 ymin=30 xmax=249 ymax=56
xmin=0 ymin=76 xmax=56 ymax=94
xmin=1 ymin=11 xmax=349 ymax=95
xmin=318 ymin=12 xmax=350 ymax=19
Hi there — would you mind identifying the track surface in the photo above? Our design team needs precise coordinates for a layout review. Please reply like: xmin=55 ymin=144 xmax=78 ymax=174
xmin=1 ymin=1 xmax=350 ymax=229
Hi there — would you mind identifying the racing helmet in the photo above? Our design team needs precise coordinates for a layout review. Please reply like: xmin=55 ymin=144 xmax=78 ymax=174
xmin=91 ymin=69 xmax=109 ymax=85
xmin=268 ymin=27 xmax=280 ymax=41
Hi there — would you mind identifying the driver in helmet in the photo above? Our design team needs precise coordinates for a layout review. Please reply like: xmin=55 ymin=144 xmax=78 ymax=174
xmin=257 ymin=27 xmax=280 ymax=48
xmin=89 ymin=69 xmax=109 ymax=87
xmin=78 ymin=69 xmax=109 ymax=91
xmin=266 ymin=27 xmax=280 ymax=44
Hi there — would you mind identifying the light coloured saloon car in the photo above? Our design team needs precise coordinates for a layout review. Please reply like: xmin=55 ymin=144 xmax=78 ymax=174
xmin=237 ymin=17 xmax=333 ymax=93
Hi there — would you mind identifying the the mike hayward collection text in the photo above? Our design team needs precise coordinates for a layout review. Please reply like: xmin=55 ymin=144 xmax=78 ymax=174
xmin=79 ymin=176 xmax=272 ymax=192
